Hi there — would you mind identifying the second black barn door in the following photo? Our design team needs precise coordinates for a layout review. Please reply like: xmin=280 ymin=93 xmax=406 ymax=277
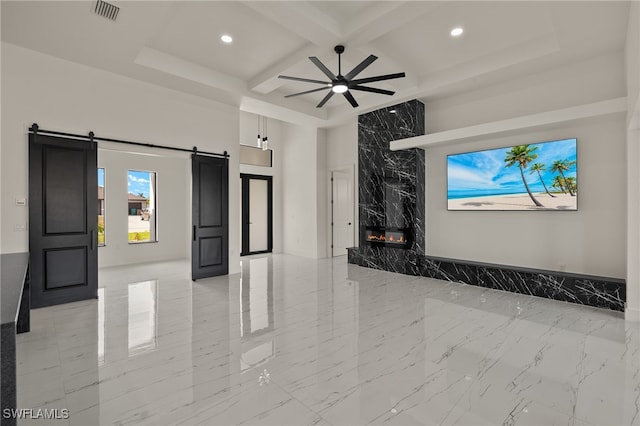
xmin=192 ymin=154 xmax=229 ymax=280
xmin=29 ymin=133 xmax=98 ymax=308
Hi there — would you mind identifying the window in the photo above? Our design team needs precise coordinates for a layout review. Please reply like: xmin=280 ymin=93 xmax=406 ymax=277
xmin=127 ymin=170 xmax=157 ymax=243
xmin=98 ymin=168 xmax=105 ymax=246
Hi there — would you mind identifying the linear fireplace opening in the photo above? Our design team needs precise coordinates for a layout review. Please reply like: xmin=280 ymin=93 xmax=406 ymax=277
xmin=364 ymin=227 xmax=411 ymax=249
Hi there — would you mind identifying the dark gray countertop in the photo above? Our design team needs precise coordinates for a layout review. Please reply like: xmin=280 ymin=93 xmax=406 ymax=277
xmin=1 ymin=253 xmax=29 ymax=325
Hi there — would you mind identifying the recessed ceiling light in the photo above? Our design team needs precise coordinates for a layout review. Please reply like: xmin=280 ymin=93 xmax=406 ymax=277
xmin=220 ymin=34 xmax=233 ymax=44
xmin=389 ymin=109 xmax=397 ymax=114
xmin=451 ymin=27 xmax=464 ymax=37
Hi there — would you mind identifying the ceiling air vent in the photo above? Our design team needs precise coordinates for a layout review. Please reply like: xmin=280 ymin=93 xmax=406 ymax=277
xmin=93 ymin=0 xmax=119 ymax=21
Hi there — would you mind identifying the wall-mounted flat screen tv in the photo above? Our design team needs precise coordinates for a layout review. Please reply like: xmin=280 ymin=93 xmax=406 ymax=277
xmin=447 ymin=138 xmax=577 ymax=211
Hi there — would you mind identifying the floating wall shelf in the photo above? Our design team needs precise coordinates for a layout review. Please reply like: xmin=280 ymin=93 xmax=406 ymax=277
xmin=390 ymin=97 xmax=627 ymax=151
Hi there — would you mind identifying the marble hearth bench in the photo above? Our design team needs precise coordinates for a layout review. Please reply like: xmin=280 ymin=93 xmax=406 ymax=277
xmin=347 ymin=247 xmax=625 ymax=312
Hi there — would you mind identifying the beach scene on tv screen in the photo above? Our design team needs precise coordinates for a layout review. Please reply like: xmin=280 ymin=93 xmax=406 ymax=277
xmin=447 ymin=138 xmax=577 ymax=211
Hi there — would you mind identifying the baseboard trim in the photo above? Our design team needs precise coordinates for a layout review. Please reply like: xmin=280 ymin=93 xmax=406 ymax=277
xmin=625 ymin=307 xmax=640 ymax=322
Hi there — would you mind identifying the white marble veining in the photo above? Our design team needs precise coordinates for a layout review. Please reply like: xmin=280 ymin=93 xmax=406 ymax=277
xmin=15 ymin=254 xmax=640 ymax=425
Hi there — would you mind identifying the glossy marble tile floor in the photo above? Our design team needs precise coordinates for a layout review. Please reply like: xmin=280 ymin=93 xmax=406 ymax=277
xmin=16 ymin=254 xmax=640 ymax=426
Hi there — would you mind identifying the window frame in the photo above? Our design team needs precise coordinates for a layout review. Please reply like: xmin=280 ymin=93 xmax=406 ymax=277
xmin=98 ymin=168 xmax=106 ymax=247
xmin=126 ymin=169 xmax=158 ymax=244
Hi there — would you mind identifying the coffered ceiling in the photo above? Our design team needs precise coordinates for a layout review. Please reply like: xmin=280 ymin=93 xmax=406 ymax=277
xmin=0 ymin=1 xmax=631 ymax=127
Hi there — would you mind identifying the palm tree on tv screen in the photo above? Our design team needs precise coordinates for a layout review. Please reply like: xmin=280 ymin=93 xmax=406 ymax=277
xmin=551 ymin=176 xmax=567 ymax=194
xmin=529 ymin=162 xmax=555 ymax=197
xmin=551 ymin=159 xmax=576 ymax=196
xmin=564 ymin=176 xmax=577 ymax=194
xmin=505 ymin=145 xmax=544 ymax=207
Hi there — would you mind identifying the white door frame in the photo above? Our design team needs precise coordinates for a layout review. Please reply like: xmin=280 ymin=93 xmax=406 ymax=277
xmin=328 ymin=164 xmax=355 ymax=257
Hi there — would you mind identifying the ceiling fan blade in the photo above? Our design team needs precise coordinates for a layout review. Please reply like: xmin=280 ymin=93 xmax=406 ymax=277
xmin=344 ymin=55 xmax=378 ymax=80
xmin=316 ymin=91 xmax=335 ymax=108
xmin=349 ymin=85 xmax=395 ymax=96
xmin=285 ymin=87 xmax=330 ymax=98
xmin=350 ymin=72 xmax=406 ymax=85
xmin=343 ymin=91 xmax=359 ymax=108
xmin=278 ymin=75 xmax=330 ymax=85
xmin=309 ymin=57 xmax=337 ymax=80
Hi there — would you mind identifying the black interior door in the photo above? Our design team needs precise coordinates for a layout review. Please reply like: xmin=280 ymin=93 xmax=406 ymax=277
xmin=192 ymin=154 xmax=229 ymax=280
xmin=29 ymin=133 xmax=98 ymax=308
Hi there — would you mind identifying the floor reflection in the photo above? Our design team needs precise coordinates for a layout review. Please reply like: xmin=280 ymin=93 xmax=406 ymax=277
xmin=240 ymin=340 xmax=275 ymax=373
xmin=239 ymin=256 xmax=276 ymax=375
xmin=127 ymin=280 xmax=158 ymax=356
xmin=240 ymin=256 xmax=274 ymax=337
xmin=97 ymin=287 xmax=105 ymax=365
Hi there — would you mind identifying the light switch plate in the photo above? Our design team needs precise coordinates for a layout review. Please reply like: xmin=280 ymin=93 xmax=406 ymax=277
xmin=15 ymin=198 xmax=26 ymax=206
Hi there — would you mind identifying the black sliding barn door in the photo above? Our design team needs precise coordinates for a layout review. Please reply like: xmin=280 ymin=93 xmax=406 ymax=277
xmin=192 ymin=154 xmax=229 ymax=280
xmin=29 ymin=134 xmax=98 ymax=308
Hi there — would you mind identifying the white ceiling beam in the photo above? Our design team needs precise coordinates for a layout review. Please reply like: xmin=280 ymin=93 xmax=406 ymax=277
xmin=135 ymin=47 xmax=247 ymax=93
xmin=249 ymin=43 xmax=318 ymax=94
xmin=240 ymin=96 xmax=328 ymax=128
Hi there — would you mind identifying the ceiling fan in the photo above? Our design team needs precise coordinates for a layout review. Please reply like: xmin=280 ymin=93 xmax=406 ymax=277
xmin=278 ymin=45 xmax=406 ymax=108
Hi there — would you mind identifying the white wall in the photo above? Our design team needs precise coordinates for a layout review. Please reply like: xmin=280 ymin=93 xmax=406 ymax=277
xmin=0 ymin=4 xmax=3 ymax=254
xmin=1 ymin=43 xmax=241 ymax=273
xmin=425 ymin=52 xmax=626 ymax=133
xmin=627 ymin=2 xmax=640 ymax=124
xmin=626 ymin=1 xmax=640 ymax=320
xmin=316 ymin=129 xmax=328 ymax=258
xmin=627 ymin=124 xmax=640 ymax=320
xmin=281 ymin=122 xmax=321 ymax=258
xmin=98 ymin=149 xmax=190 ymax=267
xmin=423 ymin=51 xmax=627 ymax=278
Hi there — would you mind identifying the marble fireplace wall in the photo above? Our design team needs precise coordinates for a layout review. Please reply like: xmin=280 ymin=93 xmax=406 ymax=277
xmin=358 ymin=100 xmax=426 ymax=252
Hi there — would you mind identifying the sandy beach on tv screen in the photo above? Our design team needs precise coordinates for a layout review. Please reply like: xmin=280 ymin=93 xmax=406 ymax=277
xmin=448 ymin=192 xmax=577 ymax=211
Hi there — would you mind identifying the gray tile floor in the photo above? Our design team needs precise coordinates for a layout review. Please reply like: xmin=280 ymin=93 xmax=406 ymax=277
xmin=16 ymin=254 xmax=640 ymax=425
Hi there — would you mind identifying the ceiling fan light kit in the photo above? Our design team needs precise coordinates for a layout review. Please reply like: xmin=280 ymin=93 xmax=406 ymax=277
xmin=279 ymin=45 xmax=406 ymax=108
xmin=332 ymin=82 xmax=348 ymax=94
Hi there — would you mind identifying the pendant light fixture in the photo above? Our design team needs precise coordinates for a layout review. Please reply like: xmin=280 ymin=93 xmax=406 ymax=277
xmin=256 ymin=115 xmax=261 ymax=147
xmin=262 ymin=116 xmax=269 ymax=151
